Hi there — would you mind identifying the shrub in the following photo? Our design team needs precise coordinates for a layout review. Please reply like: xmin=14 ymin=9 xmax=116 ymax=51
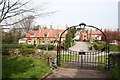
xmin=27 ymin=44 xmax=35 ymax=48
xmin=20 ymin=44 xmax=27 ymax=49
xmin=93 ymin=42 xmax=105 ymax=50
xmin=40 ymin=50 xmax=57 ymax=59
xmin=37 ymin=44 xmax=46 ymax=50
xmin=2 ymin=44 xmax=10 ymax=49
xmin=2 ymin=49 xmax=10 ymax=55
xmin=110 ymin=54 xmax=120 ymax=80
xmin=2 ymin=48 xmax=20 ymax=55
xmin=19 ymin=49 xmax=35 ymax=56
xmin=2 ymin=48 xmax=35 ymax=56
xmin=109 ymin=45 xmax=120 ymax=51
xmin=37 ymin=44 xmax=55 ymax=50
xmin=48 ymin=44 xmax=54 ymax=50
xmin=2 ymin=44 xmax=20 ymax=49
xmin=2 ymin=44 xmax=36 ymax=49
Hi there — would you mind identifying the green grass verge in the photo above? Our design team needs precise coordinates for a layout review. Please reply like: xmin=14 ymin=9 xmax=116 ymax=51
xmin=2 ymin=56 xmax=52 ymax=79
xmin=96 ymin=55 xmax=108 ymax=71
xmin=60 ymin=53 xmax=76 ymax=66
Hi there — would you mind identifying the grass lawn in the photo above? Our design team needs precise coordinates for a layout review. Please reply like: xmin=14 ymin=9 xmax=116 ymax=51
xmin=96 ymin=55 xmax=108 ymax=70
xmin=60 ymin=53 xmax=76 ymax=66
xmin=2 ymin=56 xmax=52 ymax=79
xmin=109 ymin=45 xmax=120 ymax=52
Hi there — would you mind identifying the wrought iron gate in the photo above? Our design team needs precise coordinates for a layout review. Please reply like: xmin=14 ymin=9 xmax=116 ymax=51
xmin=57 ymin=23 xmax=110 ymax=70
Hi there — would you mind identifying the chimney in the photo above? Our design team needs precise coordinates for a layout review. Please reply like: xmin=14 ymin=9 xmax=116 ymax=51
xmin=65 ymin=24 xmax=68 ymax=29
xmin=50 ymin=25 xmax=53 ymax=29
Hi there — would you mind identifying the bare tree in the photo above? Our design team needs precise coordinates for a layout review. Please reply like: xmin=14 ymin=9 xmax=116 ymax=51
xmin=14 ymin=15 xmax=35 ymax=35
xmin=0 ymin=0 xmax=55 ymax=26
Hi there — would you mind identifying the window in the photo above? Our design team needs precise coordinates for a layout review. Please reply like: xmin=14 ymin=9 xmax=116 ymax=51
xmin=51 ymin=41 xmax=53 ymax=43
xmin=42 ymin=41 xmax=45 ymax=44
xmin=27 ymin=40 xmax=31 ymax=44
xmin=30 ymin=34 xmax=34 ymax=37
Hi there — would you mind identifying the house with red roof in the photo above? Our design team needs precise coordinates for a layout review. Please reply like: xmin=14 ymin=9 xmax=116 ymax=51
xmin=25 ymin=28 xmax=66 ymax=45
xmin=81 ymin=30 xmax=102 ymax=41
xmin=74 ymin=30 xmax=102 ymax=41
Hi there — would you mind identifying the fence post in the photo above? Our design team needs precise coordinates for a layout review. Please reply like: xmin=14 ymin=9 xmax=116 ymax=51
xmin=107 ymin=45 xmax=110 ymax=71
xmin=57 ymin=45 xmax=60 ymax=66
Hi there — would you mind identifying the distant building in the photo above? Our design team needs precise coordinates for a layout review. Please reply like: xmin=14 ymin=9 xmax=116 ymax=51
xmin=18 ymin=38 xmax=27 ymax=44
xmin=82 ymin=31 xmax=102 ymax=41
xmin=25 ymin=28 xmax=66 ymax=45
xmin=75 ymin=30 xmax=102 ymax=41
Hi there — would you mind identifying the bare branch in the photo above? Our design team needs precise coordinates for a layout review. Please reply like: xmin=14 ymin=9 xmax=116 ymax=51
xmin=1 ymin=0 xmax=6 ymax=18
xmin=0 ymin=0 xmax=20 ymax=22
xmin=0 ymin=0 xmax=3 ymax=5
xmin=0 ymin=15 xmax=34 ymax=26
xmin=0 ymin=0 xmax=56 ymax=26
xmin=9 ymin=1 xmax=30 ymax=12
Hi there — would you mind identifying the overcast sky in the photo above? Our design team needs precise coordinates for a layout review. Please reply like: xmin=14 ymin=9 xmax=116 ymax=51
xmin=33 ymin=0 xmax=119 ymax=29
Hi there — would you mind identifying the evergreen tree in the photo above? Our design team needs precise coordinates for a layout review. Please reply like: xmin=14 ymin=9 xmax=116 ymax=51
xmin=65 ymin=30 xmax=72 ymax=48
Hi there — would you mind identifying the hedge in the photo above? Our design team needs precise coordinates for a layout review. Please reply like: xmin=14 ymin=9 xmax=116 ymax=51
xmin=2 ymin=48 xmax=35 ymax=56
xmin=27 ymin=44 xmax=35 ymax=48
xmin=94 ymin=41 xmax=120 ymax=51
xmin=20 ymin=44 xmax=27 ymax=49
xmin=48 ymin=44 xmax=54 ymax=50
xmin=2 ymin=44 xmax=20 ymax=49
xmin=19 ymin=49 xmax=35 ymax=56
xmin=37 ymin=44 xmax=54 ymax=50
xmin=37 ymin=44 xmax=46 ymax=50
xmin=20 ymin=44 xmax=35 ymax=49
xmin=2 ymin=44 xmax=35 ymax=49
xmin=2 ymin=48 xmax=57 ymax=60
xmin=109 ymin=53 xmax=120 ymax=80
xmin=93 ymin=42 xmax=105 ymax=50
xmin=109 ymin=45 xmax=120 ymax=51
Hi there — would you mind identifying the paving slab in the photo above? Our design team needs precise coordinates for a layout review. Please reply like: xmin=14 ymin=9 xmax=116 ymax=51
xmin=45 ymin=68 xmax=110 ymax=78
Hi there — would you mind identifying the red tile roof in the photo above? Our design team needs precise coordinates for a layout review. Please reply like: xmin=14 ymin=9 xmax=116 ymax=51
xmin=26 ymin=29 xmax=66 ymax=38
xmin=80 ymin=31 xmax=102 ymax=37
xmin=88 ymin=31 xmax=102 ymax=35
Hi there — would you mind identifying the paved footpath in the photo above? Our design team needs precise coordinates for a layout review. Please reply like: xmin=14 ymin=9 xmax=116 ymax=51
xmin=69 ymin=41 xmax=89 ymax=51
xmin=43 ymin=42 xmax=110 ymax=79
xmin=45 ymin=68 xmax=110 ymax=78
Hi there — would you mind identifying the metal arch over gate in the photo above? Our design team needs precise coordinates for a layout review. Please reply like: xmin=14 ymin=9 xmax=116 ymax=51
xmin=57 ymin=23 xmax=110 ymax=71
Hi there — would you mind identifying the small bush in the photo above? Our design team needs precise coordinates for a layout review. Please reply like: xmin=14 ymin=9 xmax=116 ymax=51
xmin=2 ymin=48 xmax=20 ymax=55
xmin=93 ymin=42 xmax=105 ymax=50
xmin=109 ymin=45 xmax=120 ymax=51
xmin=48 ymin=44 xmax=54 ymax=50
xmin=37 ymin=44 xmax=55 ymax=50
xmin=2 ymin=48 xmax=35 ymax=56
xmin=27 ymin=44 xmax=35 ymax=48
xmin=20 ymin=44 xmax=27 ymax=49
xmin=2 ymin=44 xmax=20 ymax=49
xmin=2 ymin=49 xmax=10 ymax=55
xmin=19 ymin=49 xmax=35 ymax=56
xmin=37 ymin=44 xmax=46 ymax=50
